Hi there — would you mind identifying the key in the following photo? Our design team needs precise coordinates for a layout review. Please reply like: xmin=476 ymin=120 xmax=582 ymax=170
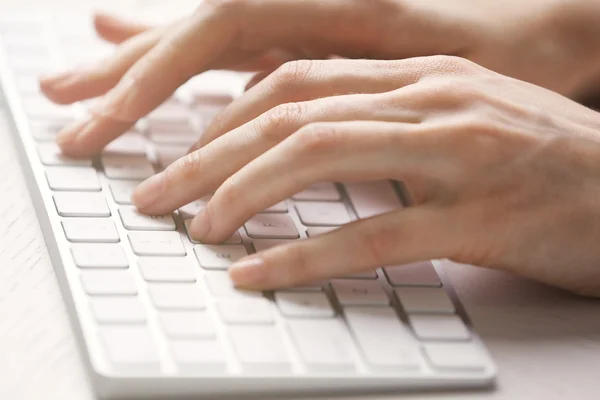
xmin=149 ymin=130 xmax=197 ymax=146
xmin=306 ymin=226 xmax=339 ymax=237
xmin=171 ymin=340 xmax=226 ymax=372
xmin=345 ymin=180 xmax=402 ymax=219
xmin=100 ymin=326 xmax=160 ymax=371
xmin=384 ymin=261 xmax=442 ymax=287
xmin=194 ymin=244 xmax=247 ymax=269
xmin=160 ymin=311 xmax=215 ymax=338
xmin=103 ymin=133 xmax=147 ymax=155
xmin=204 ymin=272 xmax=262 ymax=300
xmin=9 ymin=55 xmax=53 ymax=73
xmin=138 ymin=257 xmax=196 ymax=282
xmin=395 ymin=287 xmax=455 ymax=314
xmin=23 ymin=97 xmax=73 ymax=119
xmin=260 ymin=201 xmax=288 ymax=213
xmin=46 ymin=166 xmax=100 ymax=191
xmin=128 ymin=232 xmax=186 ymax=256
xmin=80 ymin=270 xmax=137 ymax=295
xmin=109 ymin=180 xmax=140 ymax=205
xmin=296 ymin=202 xmax=351 ymax=226
xmin=331 ymin=280 xmax=389 ymax=306
xmin=29 ymin=120 xmax=71 ymax=141
xmin=245 ymin=214 xmax=299 ymax=239
xmin=91 ymin=297 xmax=146 ymax=324
xmin=344 ymin=307 xmax=421 ymax=369
xmin=148 ymin=283 xmax=206 ymax=310
xmin=119 ymin=207 xmax=176 ymax=231
xmin=102 ymin=155 xmax=155 ymax=180
xmin=229 ymin=326 xmax=290 ymax=372
xmin=287 ymin=319 xmax=355 ymax=371
xmin=275 ymin=292 xmax=335 ymax=318
xmin=72 ymin=243 xmax=128 ymax=268
xmin=292 ymin=183 xmax=340 ymax=201
xmin=37 ymin=143 xmax=92 ymax=166
xmin=156 ymin=145 xmax=187 ymax=169
xmin=53 ymin=192 xmax=110 ymax=217
xmin=62 ymin=218 xmax=119 ymax=243
xmin=148 ymin=103 xmax=191 ymax=123
xmin=423 ymin=342 xmax=487 ymax=371
xmin=339 ymin=271 xmax=378 ymax=279
xmin=252 ymin=239 xmax=295 ymax=253
xmin=178 ymin=197 xmax=210 ymax=219
xmin=15 ymin=75 xmax=42 ymax=96
xmin=218 ymin=298 xmax=274 ymax=324
xmin=184 ymin=219 xmax=241 ymax=244
xmin=409 ymin=314 xmax=470 ymax=340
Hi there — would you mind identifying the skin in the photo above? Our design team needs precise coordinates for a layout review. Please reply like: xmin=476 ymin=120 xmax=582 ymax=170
xmin=39 ymin=1 xmax=600 ymax=296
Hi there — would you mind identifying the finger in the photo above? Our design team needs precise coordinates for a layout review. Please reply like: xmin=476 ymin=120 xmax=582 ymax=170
xmin=132 ymin=93 xmax=422 ymax=215
xmin=40 ymin=25 xmax=167 ymax=105
xmin=231 ymin=49 xmax=296 ymax=72
xmin=193 ymin=57 xmax=448 ymax=150
xmin=244 ymin=70 xmax=274 ymax=92
xmin=228 ymin=206 xmax=455 ymax=289
xmin=189 ymin=120 xmax=443 ymax=243
xmin=94 ymin=12 xmax=152 ymax=44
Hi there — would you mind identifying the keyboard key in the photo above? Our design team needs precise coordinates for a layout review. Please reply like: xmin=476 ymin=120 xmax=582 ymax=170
xmin=344 ymin=307 xmax=421 ymax=369
xmin=306 ymin=226 xmax=339 ymax=237
xmin=292 ymin=183 xmax=340 ymax=201
xmin=229 ymin=326 xmax=290 ymax=372
xmin=384 ymin=261 xmax=442 ymax=287
xmin=218 ymin=298 xmax=274 ymax=324
xmin=104 ymin=133 xmax=147 ymax=155
xmin=29 ymin=120 xmax=70 ymax=141
xmin=128 ymin=232 xmax=186 ymax=256
xmin=109 ymin=180 xmax=140 ymax=205
xmin=53 ymin=192 xmax=110 ymax=217
xmin=102 ymin=155 xmax=155 ymax=180
xmin=138 ymin=257 xmax=196 ymax=282
xmin=184 ymin=219 xmax=241 ymax=244
xmin=245 ymin=214 xmax=299 ymax=239
xmin=156 ymin=144 xmax=187 ymax=169
xmin=331 ymin=280 xmax=389 ymax=306
xmin=91 ymin=297 xmax=146 ymax=324
xmin=23 ymin=97 xmax=73 ymax=119
xmin=344 ymin=181 xmax=402 ymax=219
xmin=395 ymin=287 xmax=455 ymax=314
xmin=148 ymin=103 xmax=191 ymax=123
xmin=46 ymin=166 xmax=100 ymax=191
xmin=160 ymin=311 xmax=215 ymax=338
xmin=62 ymin=218 xmax=119 ymax=243
xmin=194 ymin=244 xmax=247 ymax=270
xmin=275 ymin=292 xmax=335 ymax=318
xmin=260 ymin=201 xmax=288 ymax=213
xmin=287 ymin=319 xmax=355 ymax=371
xmin=119 ymin=207 xmax=176 ymax=231
xmin=100 ymin=326 xmax=160 ymax=370
xmin=178 ymin=197 xmax=210 ymax=219
xmin=149 ymin=283 xmax=206 ymax=310
xmin=80 ymin=270 xmax=137 ymax=295
xmin=37 ymin=143 xmax=92 ymax=166
xmin=423 ymin=342 xmax=486 ymax=371
xmin=171 ymin=340 xmax=226 ymax=372
xmin=204 ymin=272 xmax=262 ymax=300
xmin=409 ymin=314 xmax=470 ymax=340
xmin=296 ymin=202 xmax=351 ymax=226
xmin=71 ymin=244 xmax=128 ymax=268
xmin=252 ymin=239 xmax=295 ymax=253
xmin=339 ymin=271 xmax=378 ymax=279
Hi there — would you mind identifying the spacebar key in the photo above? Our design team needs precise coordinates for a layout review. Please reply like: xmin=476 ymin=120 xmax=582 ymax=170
xmin=344 ymin=181 xmax=402 ymax=219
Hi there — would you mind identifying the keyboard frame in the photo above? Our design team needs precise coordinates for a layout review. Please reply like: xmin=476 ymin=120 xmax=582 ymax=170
xmin=0 ymin=17 xmax=496 ymax=399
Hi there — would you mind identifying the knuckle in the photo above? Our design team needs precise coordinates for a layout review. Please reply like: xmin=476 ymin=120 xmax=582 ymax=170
xmin=259 ymin=102 xmax=305 ymax=139
xmin=270 ymin=60 xmax=316 ymax=90
xmin=293 ymin=123 xmax=343 ymax=155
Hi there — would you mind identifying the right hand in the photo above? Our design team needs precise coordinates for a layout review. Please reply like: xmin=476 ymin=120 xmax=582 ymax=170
xmin=40 ymin=0 xmax=600 ymax=157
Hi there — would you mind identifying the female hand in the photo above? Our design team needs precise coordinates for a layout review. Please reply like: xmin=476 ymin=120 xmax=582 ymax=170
xmin=131 ymin=55 xmax=600 ymax=297
xmin=40 ymin=0 xmax=600 ymax=156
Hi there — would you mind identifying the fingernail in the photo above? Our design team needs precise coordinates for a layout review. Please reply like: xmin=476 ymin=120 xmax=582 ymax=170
xmin=189 ymin=209 xmax=212 ymax=239
xmin=93 ymin=75 xmax=136 ymax=116
xmin=229 ymin=256 xmax=266 ymax=286
xmin=132 ymin=172 xmax=165 ymax=210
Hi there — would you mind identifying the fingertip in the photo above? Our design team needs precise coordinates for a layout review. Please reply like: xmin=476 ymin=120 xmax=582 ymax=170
xmin=55 ymin=118 xmax=91 ymax=156
xmin=229 ymin=255 xmax=266 ymax=288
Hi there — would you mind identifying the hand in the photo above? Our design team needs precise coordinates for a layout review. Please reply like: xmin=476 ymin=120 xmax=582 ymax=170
xmin=40 ymin=0 xmax=600 ymax=156
xmin=131 ymin=55 xmax=600 ymax=297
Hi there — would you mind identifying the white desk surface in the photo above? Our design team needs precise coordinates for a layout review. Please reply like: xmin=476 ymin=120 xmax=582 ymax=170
xmin=1 ymin=1 xmax=600 ymax=399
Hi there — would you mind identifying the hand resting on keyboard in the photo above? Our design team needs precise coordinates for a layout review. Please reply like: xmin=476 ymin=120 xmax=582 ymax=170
xmin=38 ymin=3 xmax=600 ymax=297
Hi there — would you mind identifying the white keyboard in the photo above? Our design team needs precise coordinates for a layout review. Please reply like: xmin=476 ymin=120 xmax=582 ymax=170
xmin=0 ymin=13 xmax=496 ymax=399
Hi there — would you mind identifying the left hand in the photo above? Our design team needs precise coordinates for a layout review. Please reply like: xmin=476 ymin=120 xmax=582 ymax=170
xmin=133 ymin=55 xmax=600 ymax=296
